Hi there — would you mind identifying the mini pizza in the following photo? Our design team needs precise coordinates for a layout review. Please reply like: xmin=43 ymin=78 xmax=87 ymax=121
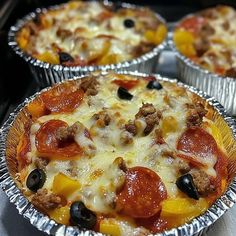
xmin=174 ymin=5 xmax=236 ymax=77
xmin=13 ymin=72 xmax=228 ymax=235
xmin=16 ymin=1 xmax=167 ymax=66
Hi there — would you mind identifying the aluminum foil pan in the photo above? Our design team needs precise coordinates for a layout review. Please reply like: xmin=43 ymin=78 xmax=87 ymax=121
xmin=8 ymin=1 xmax=167 ymax=88
xmin=168 ymin=25 xmax=236 ymax=116
xmin=1 ymin=71 xmax=236 ymax=236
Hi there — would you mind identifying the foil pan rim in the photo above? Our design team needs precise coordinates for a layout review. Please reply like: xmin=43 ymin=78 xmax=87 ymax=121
xmin=0 ymin=71 xmax=236 ymax=236
xmin=8 ymin=1 xmax=167 ymax=74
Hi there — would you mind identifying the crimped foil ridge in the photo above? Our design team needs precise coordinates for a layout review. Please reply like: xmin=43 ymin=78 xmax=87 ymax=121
xmin=8 ymin=2 xmax=167 ymax=87
xmin=0 ymin=71 xmax=235 ymax=236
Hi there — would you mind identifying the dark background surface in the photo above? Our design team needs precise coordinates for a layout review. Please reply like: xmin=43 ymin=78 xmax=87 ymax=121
xmin=0 ymin=1 xmax=236 ymax=236
xmin=1 ymin=0 xmax=236 ymax=126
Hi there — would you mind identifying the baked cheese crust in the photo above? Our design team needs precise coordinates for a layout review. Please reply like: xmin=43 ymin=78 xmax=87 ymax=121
xmin=174 ymin=5 xmax=236 ymax=77
xmin=16 ymin=1 xmax=167 ymax=66
xmin=15 ymin=73 xmax=228 ymax=235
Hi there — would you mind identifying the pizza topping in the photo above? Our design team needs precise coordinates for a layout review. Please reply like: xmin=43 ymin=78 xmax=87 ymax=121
xmin=34 ymin=158 xmax=49 ymax=171
xmin=15 ymin=73 xmax=229 ymax=233
xmin=186 ymin=102 xmax=207 ymax=127
xmin=146 ymin=80 xmax=163 ymax=90
xmin=56 ymin=122 xmax=79 ymax=142
xmin=179 ymin=16 xmax=205 ymax=34
xmin=176 ymin=174 xmax=199 ymax=200
xmin=26 ymin=169 xmax=46 ymax=192
xmin=79 ymin=76 xmax=99 ymax=96
xmin=190 ymin=169 xmax=215 ymax=196
xmin=120 ymin=130 xmax=134 ymax=145
xmin=125 ymin=120 xmax=137 ymax=136
xmin=40 ymin=85 xmax=84 ymax=113
xmin=154 ymin=128 xmax=165 ymax=145
xmin=112 ymin=79 xmax=139 ymax=90
xmin=177 ymin=127 xmax=218 ymax=169
xmin=194 ymin=38 xmax=210 ymax=57
xmin=31 ymin=188 xmax=62 ymax=213
xmin=56 ymin=28 xmax=73 ymax=40
xmin=116 ymin=167 xmax=167 ymax=218
xmin=70 ymin=201 xmax=97 ymax=229
xmin=113 ymin=157 xmax=127 ymax=173
xmin=73 ymin=122 xmax=96 ymax=157
xmin=200 ymin=23 xmax=215 ymax=37
xmin=18 ymin=2 xmax=166 ymax=66
xmin=117 ymin=87 xmax=133 ymax=100
xmin=35 ymin=120 xmax=82 ymax=159
xmin=135 ymin=103 xmax=161 ymax=135
xmin=123 ymin=19 xmax=135 ymax=28
xmin=92 ymin=111 xmax=111 ymax=128
xmin=175 ymin=6 xmax=236 ymax=77
xmin=175 ymin=159 xmax=190 ymax=174
xmin=58 ymin=52 xmax=74 ymax=64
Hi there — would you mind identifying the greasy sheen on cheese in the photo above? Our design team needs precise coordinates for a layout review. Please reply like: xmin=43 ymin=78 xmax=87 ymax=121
xmin=16 ymin=1 xmax=167 ymax=66
xmin=174 ymin=5 xmax=236 ymax=77
xmin=15 ymin=72 xmax=228 ymax=235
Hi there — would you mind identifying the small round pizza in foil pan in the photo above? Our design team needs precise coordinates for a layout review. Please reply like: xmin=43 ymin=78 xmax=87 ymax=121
xmin=8 ymin=1 xmax=167 ymax=87
xmin=0 ymin=71 xmax=236 ymax=236
xmin=170 ymin=5 xmax=236 ymax=116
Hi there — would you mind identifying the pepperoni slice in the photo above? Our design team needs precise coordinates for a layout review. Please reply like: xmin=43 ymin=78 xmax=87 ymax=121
xmin=179 ymin=16 xmax=205 ymax=33
xmin=177 ymin=127 xmax=218 ymax=166
xmin=112 ymin=79 xmax=139 ymax=90
xmin=116 ymin=167 xmax=167 ymax=218
xmin=35 ymin=120 xmax=82 ymax=159
xmin=40 ymin=84 xmax=84 ymax=113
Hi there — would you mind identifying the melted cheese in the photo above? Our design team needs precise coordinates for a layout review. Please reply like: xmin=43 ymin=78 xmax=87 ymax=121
xmin=21 ymin=73 xmax=224 ymax=234
xmin=178 ymin=6 xmax=236 ymax=75
xmin=20 ymin=1 xmax=164 ymax=65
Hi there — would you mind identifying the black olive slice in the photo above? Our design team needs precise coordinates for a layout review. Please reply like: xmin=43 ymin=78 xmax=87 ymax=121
xmin=59 ymin=52 xmax=74 ymax=64
xmin=117 ymin=87 xmax=133 ymax=100
xmin=124 ymin=19 xmax=135 ymax=28
xmin=70 ymin=201 xmax=97 ymax=229
xmin=146 ymin=80 xmax=163 ymax=90
xmin=26 ymin=169 xmax=46 ymax=192
xmin=176 ymin=174 xmax=199 ymax=200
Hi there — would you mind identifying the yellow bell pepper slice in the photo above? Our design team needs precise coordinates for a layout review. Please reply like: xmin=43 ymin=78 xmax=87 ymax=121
xmin=27 ymin=98 xmax=46 ymax=118
xmin=145 ymin=24 xmax=167 ymax=45
xmin=161 ymin=116 xmax=178 ymax=137
xmin=209 ymin=122 xmax=224 ymax=148
xmin=36 ymin=51 xmax=59 ymax=64
xmin=177 ymin=44 xmax=196 ymax=58
xmin=99 ymin=220 xmax=121 ymax=236
xmin=52 ymin=173 xmax=81 ymax=199
xmin=161 ymin=197 xmax=208 ymax=217
xmin=17 ymin=28 xmax=30 ymax=49
xmin=49 ymin=206 xmax=70 ymax=225
xmin=160 ymin=198 xmax=209 ymax=228
xmin=99 ymin=53 xmax=119 ymax=65
xmin=173 ymin=29 xmax=195 ymax=45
